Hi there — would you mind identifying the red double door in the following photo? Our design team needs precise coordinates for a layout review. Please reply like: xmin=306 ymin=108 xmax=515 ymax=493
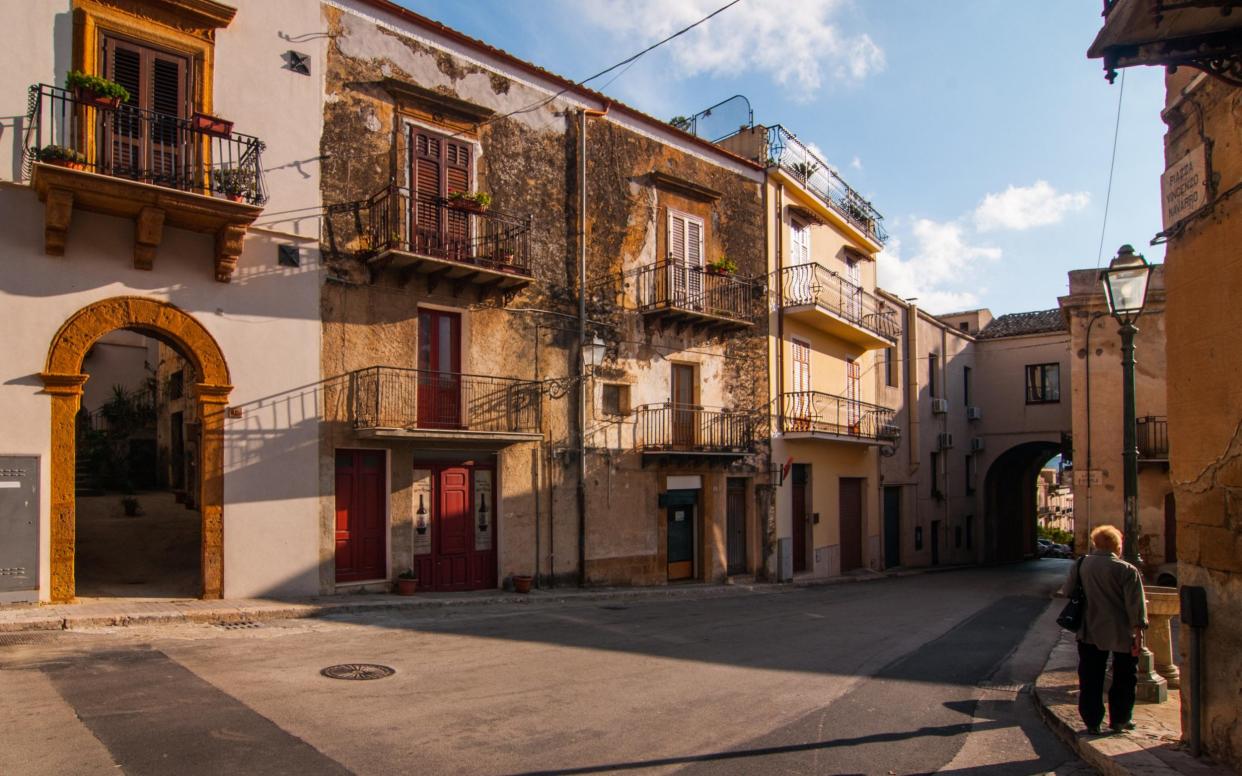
xmin=335 ymin=450 xmax=387 ymax=583
xmin=416 ymin=464 xmax=498 ymax=592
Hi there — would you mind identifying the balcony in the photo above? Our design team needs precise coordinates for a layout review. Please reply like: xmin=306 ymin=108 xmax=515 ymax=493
xmin=326 ymin=185 xmax=533 ymax=298
xmin=635 ymin=402 xmax=755 ymax=465
xmin=349 ymin=366 xmax=542 ymax=449
xmin=767 ymin=125 xmax=887 ymax=246
xmin=635 ymin=260 xmax=759 ymax=332
xmin=779 ymin=392 xmax=899 ymax=444
xmin=23 ymin=84 xmax=266 ymax=281
xmin=1137 ymin=415 xmax=1169 ymax=464
xmin=776 ymin=263 xmax=899 ymax=348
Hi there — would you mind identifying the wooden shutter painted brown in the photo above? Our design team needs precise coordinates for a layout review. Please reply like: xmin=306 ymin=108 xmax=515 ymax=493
xmin=410 ymin=128 xmax=473 ymax=256
xmin=101 ymin=35 xmax=191 ymax=184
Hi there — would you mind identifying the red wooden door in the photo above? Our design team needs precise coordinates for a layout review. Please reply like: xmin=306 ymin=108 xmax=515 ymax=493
xmin=791 ymin=464 xmax=808 ymax=573
xmin=429 ymin=465 xmax=498 ymax=591
xmin=671 ymin=363 xmax=696 ymax=448
xmin=839 ymin=477 xmax=864 ymax=572
xmin=418 ymin=309 xmax=462 ymax=429
xmin=335 ymin=449 xmax=387 ymax=583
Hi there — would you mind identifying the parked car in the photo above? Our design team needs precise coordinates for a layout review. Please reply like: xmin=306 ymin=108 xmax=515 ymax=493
xmin=1037 ymin=539 xmax=1073 ymax=559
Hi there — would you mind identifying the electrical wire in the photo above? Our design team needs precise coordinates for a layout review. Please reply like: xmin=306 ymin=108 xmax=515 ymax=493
xmin=1096 ymin=69 xmax=1126 ymax=267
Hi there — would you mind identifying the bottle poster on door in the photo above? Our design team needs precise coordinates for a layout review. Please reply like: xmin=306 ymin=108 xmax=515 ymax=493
xmin=411 ymin=469 xmax=432 ymax=556
xmin=474 ymin=470 xmax=493 ymax=551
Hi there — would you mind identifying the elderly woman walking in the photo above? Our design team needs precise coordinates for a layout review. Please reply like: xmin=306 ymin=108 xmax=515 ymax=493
xmin=1063 ymin=524 xmax=1148 ymax=735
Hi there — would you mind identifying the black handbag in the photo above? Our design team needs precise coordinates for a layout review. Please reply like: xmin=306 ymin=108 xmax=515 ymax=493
xmin=1057 ymin=557 xmax=1086 ymax=631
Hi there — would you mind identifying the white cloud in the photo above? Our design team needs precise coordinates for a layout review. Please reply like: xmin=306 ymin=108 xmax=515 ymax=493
xmin=878 ymin=219 xmax=1001 ymax=313
xmin=850 ymin=156 xmax=862 ymax=171
xmin=576 ymin=0 xmax=884 ymax=96
xmin=973 ymin=180 xmax=1090 ymax=232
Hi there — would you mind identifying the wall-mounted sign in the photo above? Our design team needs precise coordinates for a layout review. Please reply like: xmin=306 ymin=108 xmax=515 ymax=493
xmin=1161 ymin=144 xmax=1208 ymax=229
xmin=1073 ymin=469 xmax=1103 ymax=486
xmin=474 ymin=470 xmax=493 ymax=551
xmin=412 ymin=469 xmax=432 ymax=556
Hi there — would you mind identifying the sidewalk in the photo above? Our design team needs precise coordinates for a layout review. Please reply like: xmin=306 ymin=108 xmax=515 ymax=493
xmin=1033 ymin=630 xmax=1232 ymax=776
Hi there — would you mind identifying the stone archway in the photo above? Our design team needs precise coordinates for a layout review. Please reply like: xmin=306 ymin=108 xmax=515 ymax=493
xmin=983 ymin=440 xmax=1063 ymax=563
xmin=41 ymin=297 xmax=232 ymax=602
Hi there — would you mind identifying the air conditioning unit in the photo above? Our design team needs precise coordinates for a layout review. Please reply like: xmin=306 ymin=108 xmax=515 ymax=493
xmin=970 ymin=437 xmax=985 ymax=452
xmin=966 ymin=405 xmax=983 ymax=421
xmin=938 ymin=432 xmax=954 ymax=450
xmin=931 ymin=398 xmax=949 ymax=415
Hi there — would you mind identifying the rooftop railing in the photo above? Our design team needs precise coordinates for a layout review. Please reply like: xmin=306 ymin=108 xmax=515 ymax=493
xmin=779 ymin=391 xmax=899 ymax=440
xmin=635 ymin=259 xmax=759 ymax=324
xmin=326 ymin=184 xmax=533 ymax=276
xmin=766 ymin=125 xmax=886 ymax=244
xmin=23 ymin=83 xmax=266 ymax=205
xmin=776 ymin=263 xmax=900 ymax=341
xmin=350 ymin=366 xmax=541 ymax=434
xmin=635 ymin=402 xmax=754 ymax=453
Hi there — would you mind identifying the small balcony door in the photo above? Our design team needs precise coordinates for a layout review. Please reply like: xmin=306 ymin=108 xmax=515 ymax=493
xmin=788 ymin=220 xmax=812 ymax=303
xmin=668 ymin=211 xmax=704 ymax=308
xmin=671 ymin=363 xmax=697 ymax=448
xmin=846 ymin=358 xmax=861 ymax=434
xmin=844 ymin=258 xmax=863 ymax=322
xmin=789 ymin=338 xmax=812 ymax=430
xmin=101 ymin=35 xmax=193 ymax=187
xmin=410 ymin=128 xmax=472 ymax=259
xmin=418 ymin=309 xmax=462 ymax=429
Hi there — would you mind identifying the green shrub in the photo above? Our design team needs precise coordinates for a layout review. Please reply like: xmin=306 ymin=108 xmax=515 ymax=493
xmin=65 ymin=71 xmax=131 ymax=103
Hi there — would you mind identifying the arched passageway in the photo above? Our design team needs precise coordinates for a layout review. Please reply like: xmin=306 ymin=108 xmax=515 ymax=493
xmin=984 ymin=440 xmax=1062 ymax=563
xmin=40 ymin=297 xmax=231 ymax=603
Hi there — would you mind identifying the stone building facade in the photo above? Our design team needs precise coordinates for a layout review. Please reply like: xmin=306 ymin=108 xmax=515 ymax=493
xmin=317 ymin=0 xmax=770 ymax=594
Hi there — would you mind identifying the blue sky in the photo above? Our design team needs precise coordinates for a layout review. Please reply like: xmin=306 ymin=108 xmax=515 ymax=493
xmin=398 ymin=0 xmax=1168 ymax=316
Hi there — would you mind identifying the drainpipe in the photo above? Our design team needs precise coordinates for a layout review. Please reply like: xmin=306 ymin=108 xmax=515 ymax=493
xmin=906 ymin=303 xmax=920 ymax=472
xmin=577 ymin=104 xmax=608 ymax=588
xmin=774 ymin=181 xmax=785 ymax=444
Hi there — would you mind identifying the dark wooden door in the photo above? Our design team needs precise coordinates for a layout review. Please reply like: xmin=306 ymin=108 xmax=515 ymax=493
xmin=883 ymin=485 xmax=901 ymax=569
xmin=335 ymin=449 xmax=387 ymax=583
xmin=410 ymin=128 xmax=472 ymax=258
xmin=102 ymin=35 xmax=192 ymax=186
xmin=791 ymin=464 xmax=808 ymax=573
xmin=839 ymin=477 xmax=864 ymax=572
xmin=726 ymin=478 xmax=747 ymax=575
xmin=1164 ymin=492 xmax=1176 ymax=562
xmin=418 ymin=309 xmax=461 ymax=429
xmin=671 ymin=364 xmax=696 ymax=448
xmin=667 ymin=502 xmax=695 ymax=581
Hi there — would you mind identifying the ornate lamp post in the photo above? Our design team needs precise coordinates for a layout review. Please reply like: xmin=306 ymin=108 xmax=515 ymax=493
xmin=1101 ymin=245 xmax=1154 ymax=566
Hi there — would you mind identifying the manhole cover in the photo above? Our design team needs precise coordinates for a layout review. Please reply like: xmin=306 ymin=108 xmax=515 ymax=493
xmin=320 ymin=663 xmax=395 ymax=681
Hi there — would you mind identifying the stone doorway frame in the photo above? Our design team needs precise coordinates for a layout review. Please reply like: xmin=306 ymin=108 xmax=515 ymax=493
xmin=40 ymin=297 xmax=232 ymax=603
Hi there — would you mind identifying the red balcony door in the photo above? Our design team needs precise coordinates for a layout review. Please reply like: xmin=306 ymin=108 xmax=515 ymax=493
xmin=418 ymin=309 xmax=461 ymax=429
xmin=671 ymin=363 xmax=696 ymax=448
xmin=335 ymin=449 xmax=387 ymax=583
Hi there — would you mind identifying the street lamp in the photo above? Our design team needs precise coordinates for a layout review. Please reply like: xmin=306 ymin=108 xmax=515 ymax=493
xmin=1101 ymin=244 xmax=1153 ymax=566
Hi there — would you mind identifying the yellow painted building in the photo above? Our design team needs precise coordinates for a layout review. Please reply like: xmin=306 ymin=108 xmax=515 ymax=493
xmin=721 ymin=126 xmax=899 ymax=578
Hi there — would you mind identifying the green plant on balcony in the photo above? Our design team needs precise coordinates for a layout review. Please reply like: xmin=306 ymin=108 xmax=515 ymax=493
xmin=706 ymin=255 xmax=739 ymax=276
xmin=669 ymin=115 xmax=691 ymax=131
xmin=212 ymin=166 xmax=255 ymax=202
xmin=37 ymin=144 xmax=87 ymax=170
xmin=447 ymin=190 xmax=492 ymax=211
xmin=65 ymin=70 xmax=130 ymax=109
xmin=791 ymin=161 xmax=819 ymax=179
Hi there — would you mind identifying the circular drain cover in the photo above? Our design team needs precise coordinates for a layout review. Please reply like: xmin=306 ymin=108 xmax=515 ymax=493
xmin=320 ymin=663 xmax=395 ymax=681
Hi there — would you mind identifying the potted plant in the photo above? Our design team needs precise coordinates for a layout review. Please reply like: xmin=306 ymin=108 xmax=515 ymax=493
xmin=446 ymin=191 xmax=492 ymax=213
xmin=191 ymin=112 xmax=234 ymax=138
xmin=512 ymin=574 xmax=533 ymax=594
xmin=791 ymin=161 xmax=819 ymax=180
xmin=212 ymin=166 xmax=254 ymax=202
xmin=706 ymin=256 xmax=738 ymax=276
xmin=121 ymin=496 xmax=142 ymax=517
xmin=65 ymin=71 xmax=130 ymax=110
xmin=396 ymin=569 xmax=418 ymax=596
xmin=37 ymin=144 xmax=87 ymax=171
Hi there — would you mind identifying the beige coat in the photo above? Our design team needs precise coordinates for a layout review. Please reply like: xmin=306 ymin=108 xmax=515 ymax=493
xmin=1063 ymin=550 xmax=1148 ymax=653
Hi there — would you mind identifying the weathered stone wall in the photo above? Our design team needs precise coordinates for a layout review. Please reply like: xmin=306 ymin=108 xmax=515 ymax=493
xmin=318 ymin=2 xmax=768 ymax=589
xmin=1162 ymin=69 xmax=1242 ymax=770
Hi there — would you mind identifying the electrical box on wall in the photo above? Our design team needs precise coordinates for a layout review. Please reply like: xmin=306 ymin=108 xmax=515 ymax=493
xmin=0 ymin=456 xmax=40 ymax=597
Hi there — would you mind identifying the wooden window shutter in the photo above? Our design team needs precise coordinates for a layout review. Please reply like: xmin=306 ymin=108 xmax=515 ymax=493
xmin=444 ymin=140 xmax=471 ymax=195
xmin=668 ymin=211 xmax=686 ymax=263
xmin=686 ymin=218 xmax=703 ymax=267
xmin=103 ymin=35 xmax=191 ymax=117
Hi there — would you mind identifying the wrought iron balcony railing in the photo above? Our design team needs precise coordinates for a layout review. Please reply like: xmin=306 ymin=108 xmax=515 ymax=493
xmin=635 ymin=259 xmax=759 ymax=325
xmin=350 ymin=366 xmax=541 ymax=434
xmin=1137 ymin=415 xmax=1169 ymax=461
xmin=779 ymin=391 xmax=898 ymax=441
xmin=326 ymin=184 xmax=533 ymax=277
xmin=635 ymin=402 xmax=754 ymax=453
xmin=776 ymin=263 xmax=900 ymax=341
xmin=766 ymin=125 xmax=886 ymax=244
xmin=23 ymin=83 xmax=266 ymax=205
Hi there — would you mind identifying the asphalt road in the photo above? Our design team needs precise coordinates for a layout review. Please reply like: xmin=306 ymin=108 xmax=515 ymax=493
xmin=0 ymin=561 xmax=1089 ymax=775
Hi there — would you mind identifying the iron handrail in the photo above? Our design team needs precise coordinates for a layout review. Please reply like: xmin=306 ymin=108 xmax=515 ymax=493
xmin=635 ymin=402 xmax=754 ymax=452
xmin=1136 ymin=415 xmax=1169 ymax=460
xmin=634 ymin=258 xmax=759 ymax=322
xmin=766 ymin=125 xmax=887 ymax=244
xmin=23 ymin=83 xmax=267 ymax=204
xmin=775 ymin=262 xmax=899 ymax=340
xmin=779 ymin=391 xmax=898 ymax=440
xmin=350 ymin=366 xmax=541 ymax=434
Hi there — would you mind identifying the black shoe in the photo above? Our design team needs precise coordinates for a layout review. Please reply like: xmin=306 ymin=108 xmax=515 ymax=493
xmin=1111 ymin=721 xmax=1136 ymax=733
xmin=1083 ymin=725 xmax=1103 ymax=735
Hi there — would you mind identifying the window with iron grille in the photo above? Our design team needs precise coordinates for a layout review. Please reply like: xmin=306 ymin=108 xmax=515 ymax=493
xmin=601 ymin=384 xmax=631 ymax=416
xmin=1025 ymin=363 xmax=1061 ymax=404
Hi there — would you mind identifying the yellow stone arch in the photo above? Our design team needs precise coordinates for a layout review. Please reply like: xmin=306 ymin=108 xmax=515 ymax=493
xmin=41 ymin=297 xmax=232 ymax=602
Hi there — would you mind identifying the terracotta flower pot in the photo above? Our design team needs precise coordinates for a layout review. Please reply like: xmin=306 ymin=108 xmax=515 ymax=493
xmin=192 ymin=112 xmax=234 ymax=138
xmin=448 ymin=199 xmax=486 ymax=213
xmin=73 ymin=85 xmax=121 ymax=111
xmin=512 ymin=575 xmax=533 ymax=594
xmin=396 ymin=578 xmax=418 ymax=596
